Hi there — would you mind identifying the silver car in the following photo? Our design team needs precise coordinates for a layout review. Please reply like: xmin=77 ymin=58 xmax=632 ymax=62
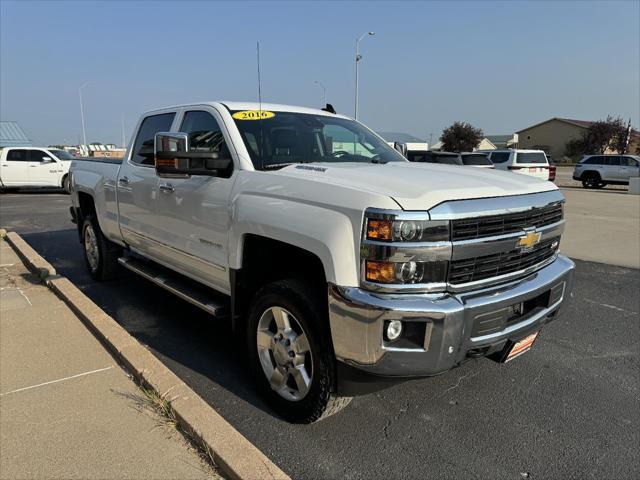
xmin=573 ymin=154 xmax=640 ymax=188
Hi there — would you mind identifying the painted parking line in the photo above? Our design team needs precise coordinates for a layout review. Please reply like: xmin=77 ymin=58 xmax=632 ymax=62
xmin=0 ymin=366 xmax=114 ymax=396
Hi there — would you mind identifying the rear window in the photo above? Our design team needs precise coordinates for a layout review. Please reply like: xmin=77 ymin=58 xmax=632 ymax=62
xmin=516 ymin=152 xmax=547 ymax=164
xmin=461 ymin=154 xmax=492 ymax=166
xmin=434 ymin=154 xmax=462 ymax=165
xmin=581 ymin=156 xmax=602 ymax=165
xmin=6 ymin=149 xmax=29 ymax=161
xmin=490 ymin=152 xmax=510 ymax=163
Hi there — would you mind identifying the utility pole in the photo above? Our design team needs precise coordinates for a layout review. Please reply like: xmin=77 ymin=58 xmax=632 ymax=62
xmin=121 ymin=116 xmax=126 ymax=149
xmin=354 ymin=32 xmax=375 ymax=120
xmin=79 ymin=82 xmax=88 ymax=146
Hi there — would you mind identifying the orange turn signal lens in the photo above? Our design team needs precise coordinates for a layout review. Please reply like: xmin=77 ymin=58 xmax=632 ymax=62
xmin=365 ymin=260 xmax=396 ymax=283
xmin=366 ymin=219 xmax=393 ymax=241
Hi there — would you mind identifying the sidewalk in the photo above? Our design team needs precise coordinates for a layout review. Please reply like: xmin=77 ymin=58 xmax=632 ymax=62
xmin=0 ymin=238 xmax=219 ymax=479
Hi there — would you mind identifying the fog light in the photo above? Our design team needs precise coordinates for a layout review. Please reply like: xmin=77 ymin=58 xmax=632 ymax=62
xmin=386 ymin=320 xmax=403 ymax=341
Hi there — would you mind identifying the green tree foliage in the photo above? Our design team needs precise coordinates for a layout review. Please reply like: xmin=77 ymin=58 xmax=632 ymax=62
xmin=564 ymin=116 xmax=631 ymax=158
xmin=440 ymin=122 xmax=483 ymax=153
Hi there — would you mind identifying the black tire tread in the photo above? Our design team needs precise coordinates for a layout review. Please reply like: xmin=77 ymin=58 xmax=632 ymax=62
xmin=247 ymin=279 xmax=351 ymax=423
xmin=82 ymin=214 xmax=121 ymax=281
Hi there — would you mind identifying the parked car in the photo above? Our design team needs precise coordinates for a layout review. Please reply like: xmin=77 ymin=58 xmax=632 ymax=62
xmin=572 ymin=154 xmax=640 ymax=188
xmin=407 ymin=150 xmax=462 ymax=165
xmin=0 ymin=147 xmax=74 ymax=192
xmin=460 ymin=152 xmax=494 ymax=168
xmin=69 ymin=101 xmax=574 ymax=423
xmin=546 ymin=155 xmax=557 ymax=182
xmin=486 ymin=149 xmax=551 ymax=180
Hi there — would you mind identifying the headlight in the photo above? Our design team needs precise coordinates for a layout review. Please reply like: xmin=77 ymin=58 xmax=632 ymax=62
xmin=366 ymin=218 xmax=449 ymax=242
xmin=365 ymin=260 xmax=448 ymax=284
xmin=361 ymin=210 xmax=451 ymax=290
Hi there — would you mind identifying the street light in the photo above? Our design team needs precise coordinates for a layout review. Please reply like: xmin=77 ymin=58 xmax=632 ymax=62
xmin=354 ymin=31 xmax=375 ymax=120
xmin=314 ymin=80 xmax=327 ymax=106
xmin=79 ymin=82 xmax=88 ymax=147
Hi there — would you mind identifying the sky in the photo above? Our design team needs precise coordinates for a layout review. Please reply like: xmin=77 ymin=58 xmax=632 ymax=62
xmin=1 ymin=0 xmax=638 ymax=146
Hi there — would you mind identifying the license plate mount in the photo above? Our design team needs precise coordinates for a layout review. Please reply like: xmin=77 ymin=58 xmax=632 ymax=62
xmin=497 ymin=331 xmax=540 ymax=363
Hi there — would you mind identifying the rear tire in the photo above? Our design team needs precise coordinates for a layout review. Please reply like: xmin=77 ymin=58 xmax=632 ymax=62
xmin=81 ymin=214 xmax=121 ymax=281
xmin=246 ymin=279 xmax=351 ymax=423
xmin=62 ymin=175 xmax=70 ymax=194
xmin=582 ymin=172 xmax=601 ymax=189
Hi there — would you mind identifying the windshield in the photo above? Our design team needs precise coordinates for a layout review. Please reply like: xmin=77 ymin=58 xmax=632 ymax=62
xmin=516 ymin=152 xmax=547 ymax=164
xmin=230 ymin=110 xmax=407 ymax=169
xmin=49 ymin=149 xmax=75 ymax=160
xmin=461 ymin=154 xmax=492 ymax=166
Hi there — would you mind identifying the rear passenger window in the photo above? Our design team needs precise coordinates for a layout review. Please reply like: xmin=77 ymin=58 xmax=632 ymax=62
xmin=6 ymin=149 xmax=29 ymax=161
xmin=490 ymin=152 xmax=510 ymax=163
xmin=604 ymin=156 xmax=620 ymax=166
xmin=131 ymin=113 xmax=176 ymax=166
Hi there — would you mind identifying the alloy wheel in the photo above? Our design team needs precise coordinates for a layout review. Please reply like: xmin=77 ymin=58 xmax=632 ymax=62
xmin=84 ymin=224 xmax=99 ymax=270
xmin=256 ymin=306 xmax=313 ymax=401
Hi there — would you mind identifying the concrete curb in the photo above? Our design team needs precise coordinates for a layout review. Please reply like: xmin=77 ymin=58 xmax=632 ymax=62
xmin=4 ymin=231 xmax=57 ymax=280
xmin=4 ymin=233 xmax=290 ymax=480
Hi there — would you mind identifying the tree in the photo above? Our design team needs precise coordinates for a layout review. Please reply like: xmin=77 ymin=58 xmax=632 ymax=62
xmin=564 ymin=116 xmax=629 ymax=158
xmin=440 ymin=122 xmax=483 ymax=152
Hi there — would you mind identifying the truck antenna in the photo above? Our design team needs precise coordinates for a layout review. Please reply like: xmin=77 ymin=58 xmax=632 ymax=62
xmin=257 ymin=41 xmax=264 ymax=169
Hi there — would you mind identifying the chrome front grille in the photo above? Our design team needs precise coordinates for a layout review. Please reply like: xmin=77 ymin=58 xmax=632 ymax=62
xmin=451 ymin=203 xmax=563 ymax=241
xmin=448 ymin=237 xmax=560 ymax=284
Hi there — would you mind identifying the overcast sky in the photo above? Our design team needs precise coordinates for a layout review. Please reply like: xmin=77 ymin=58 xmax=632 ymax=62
xmin=1 ymin=0 xmax=638 ymax=146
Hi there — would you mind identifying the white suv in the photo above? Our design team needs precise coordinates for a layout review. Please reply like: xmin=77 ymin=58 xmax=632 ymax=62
xmin=572 ymin=154 xmax=640 ymax=189
xmin=486 ymin=149 xmax=551 ymax=180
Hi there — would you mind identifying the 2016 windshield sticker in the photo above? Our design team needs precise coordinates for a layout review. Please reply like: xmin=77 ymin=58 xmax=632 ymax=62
xmin=232 ymin=110 xmax=275 ymax=120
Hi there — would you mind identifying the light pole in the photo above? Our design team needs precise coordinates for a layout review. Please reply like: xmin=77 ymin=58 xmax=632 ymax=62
xmin=354 ymin=31 xmax=375 ymax=120
xmin=314 ymin=80 xmax=326 ymax=106
xmin=79 ymin=82 xmax=88 ymax=147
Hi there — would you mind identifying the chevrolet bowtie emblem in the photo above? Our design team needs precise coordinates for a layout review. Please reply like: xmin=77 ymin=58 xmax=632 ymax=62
xmin=517 ymin=230 xmax=542 ymax=251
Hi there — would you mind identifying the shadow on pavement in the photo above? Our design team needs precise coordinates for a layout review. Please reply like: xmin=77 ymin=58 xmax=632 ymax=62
xmin=19 ymin=228 xmax=276 ymax=419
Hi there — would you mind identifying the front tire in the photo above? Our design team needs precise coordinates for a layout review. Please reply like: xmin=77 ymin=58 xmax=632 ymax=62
xmin=582 ymin=172 xmax=601 ymax=189
xmin=81 ymin=214 xmax=121 ymax=280
xmin=247 ymin=279 xmax=351 ymax=423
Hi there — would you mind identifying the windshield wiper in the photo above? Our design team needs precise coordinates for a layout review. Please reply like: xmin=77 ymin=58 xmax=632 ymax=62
xmin=261 ymin=162 xmax=306 ymax=170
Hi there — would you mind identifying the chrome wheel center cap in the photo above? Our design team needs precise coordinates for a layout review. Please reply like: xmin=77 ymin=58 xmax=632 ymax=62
xmin=273 ymin=341 xmax=290 ymax=366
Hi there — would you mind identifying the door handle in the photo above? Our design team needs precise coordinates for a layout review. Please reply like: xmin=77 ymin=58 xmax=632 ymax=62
xmin=159 ymin=183 xmax=175 ymax=193
xmin=118 ymin=176 xmax=130 ymax=185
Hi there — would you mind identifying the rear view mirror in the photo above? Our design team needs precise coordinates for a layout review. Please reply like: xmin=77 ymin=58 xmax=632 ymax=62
xmin=154 ymin=132 xmax=232 ymax=177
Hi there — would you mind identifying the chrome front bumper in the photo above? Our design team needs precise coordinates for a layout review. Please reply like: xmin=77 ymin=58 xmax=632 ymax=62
xmin=328 ymin=255 xmax=575 ymax=377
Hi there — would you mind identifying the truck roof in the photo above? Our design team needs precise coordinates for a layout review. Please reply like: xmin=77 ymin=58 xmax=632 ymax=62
xmin=145 ymin=101 xmax=353 ymax=120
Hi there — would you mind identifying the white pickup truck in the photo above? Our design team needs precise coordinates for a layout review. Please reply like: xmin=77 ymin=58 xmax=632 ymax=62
xmin=1 ymin=147 xmax=74 ymax=191
xmin=69 ymin=101 xmax=574 ymax=423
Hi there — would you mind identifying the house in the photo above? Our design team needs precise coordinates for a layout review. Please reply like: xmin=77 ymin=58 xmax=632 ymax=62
xmin=0 ymin=121 xmax=32 ymax=148
xmin=517 ymin=117 xmax=639 ymax=162
xmin=484 ymin=134 xmax=518 ymax=149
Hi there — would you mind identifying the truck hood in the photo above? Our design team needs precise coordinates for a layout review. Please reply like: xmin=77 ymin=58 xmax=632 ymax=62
xmin=277 ymin=162 xmax=558 ymax=211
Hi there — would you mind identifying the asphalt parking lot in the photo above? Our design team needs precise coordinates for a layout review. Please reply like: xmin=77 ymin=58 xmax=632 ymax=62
xmin=1 ymin=190 xmax=638 ymax=479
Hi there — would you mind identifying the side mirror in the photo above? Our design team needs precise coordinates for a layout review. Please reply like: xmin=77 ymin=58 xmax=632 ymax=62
xmin=41 ymin=156 xmax=53 ymax=163
xmin=154 ymin=132 xmax=232 ymax=177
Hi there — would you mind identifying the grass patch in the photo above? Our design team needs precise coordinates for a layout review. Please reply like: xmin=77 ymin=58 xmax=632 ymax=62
xmin=116 ymin=384 xmax=223 ymax=479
